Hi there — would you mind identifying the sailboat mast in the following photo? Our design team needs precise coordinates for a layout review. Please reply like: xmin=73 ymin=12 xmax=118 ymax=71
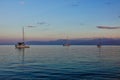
xmin=22 ymin=27 xmax=24 ymax=42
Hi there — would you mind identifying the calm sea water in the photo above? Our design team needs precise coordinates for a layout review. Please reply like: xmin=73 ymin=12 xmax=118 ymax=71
xmin=0 ymin=45 xmax=120 ymax=80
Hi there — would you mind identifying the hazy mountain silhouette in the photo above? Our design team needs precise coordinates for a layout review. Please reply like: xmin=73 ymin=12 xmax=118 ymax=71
xmin=26 ymin=38 xmax=120 ymax=45
xmin=0 ymin=38 xmax=120 ymax=45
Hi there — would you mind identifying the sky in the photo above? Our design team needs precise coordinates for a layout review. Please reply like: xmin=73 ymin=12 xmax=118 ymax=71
xmin=0 ymin=0 xmax=120 ymax=42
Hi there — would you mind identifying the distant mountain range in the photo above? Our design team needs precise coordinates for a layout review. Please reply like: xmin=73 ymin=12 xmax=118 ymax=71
xmin=0 ymin=38 xmax=120 ymax=45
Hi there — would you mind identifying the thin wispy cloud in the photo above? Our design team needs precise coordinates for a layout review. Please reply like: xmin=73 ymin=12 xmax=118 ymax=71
xmin=105 ymin=2 xmax=112 ymax=5
xmin=79 ymin=22 xmax=85 ymax=26
xmin=65 ymin=0 xmax=81 ymax=7
xmin=97 ymin=26 xmax=120 ymax=29
xmin=19 ymin=0 xmax=25 ymax=5
xmin=37 ymin=22 xmax=46 ymax=25
xmin=71 ymin=4 xmax=80 ymax=7
xmin=27 ymin=26 xmax=36 ymax=28
xmin=27 ymin=25 xmax=50 ymax=31
xmin=37 ymin=21 xmax=50 ymax=26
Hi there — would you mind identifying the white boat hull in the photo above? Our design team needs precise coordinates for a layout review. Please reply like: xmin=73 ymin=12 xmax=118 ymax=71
xmin=15 ymin=45 xmax=30 ymax=48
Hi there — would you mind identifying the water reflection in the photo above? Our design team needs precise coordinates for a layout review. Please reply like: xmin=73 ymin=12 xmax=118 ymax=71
xmin=98 ymin=47 xmax=102 ymax=56
xmin=97 ymin=47 xmax=103 ymax=63
xmin=0 ymin=46 xmax=120 ymax=80
xmin=16 ymin=48 xmax=25 ymax=65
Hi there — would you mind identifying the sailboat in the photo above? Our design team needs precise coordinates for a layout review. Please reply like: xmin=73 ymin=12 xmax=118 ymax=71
xmin=15 ymin=27 xmax=30 ymax=48
xmin=63 ymin=36 xmax=70 ymax=46
xmin=97 ymin=39 xmax=102 ymax=48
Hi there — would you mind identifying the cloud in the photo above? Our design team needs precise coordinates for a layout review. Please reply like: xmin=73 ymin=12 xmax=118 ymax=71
xmin=65 ymin=0 xmax=81 ymax=7
xmin=27 ymin=26 xmax=36 ymax=28
xmin=37 ymin=22 xmax=46 ymax=25
xmin=79 ymin=23 xmax=85 ymax=26
xmin=19 ymin=1 xmax=25 ymax=5
xmin=37 ymin=21 xmax=50 ymax=26
xmin=71 ymin=4 xmax=79 ymax=7
xmin=105 ymin=2 xmax=112 ymax=5
xmin=97 ymin=26 xmax=120 ymax=29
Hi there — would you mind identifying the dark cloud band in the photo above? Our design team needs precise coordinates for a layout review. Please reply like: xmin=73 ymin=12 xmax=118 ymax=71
xmin=97 ymin=26 xmax=120 ymax=29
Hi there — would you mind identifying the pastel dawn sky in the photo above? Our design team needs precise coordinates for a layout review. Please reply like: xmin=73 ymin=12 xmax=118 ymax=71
xmin=0 ymin=0 xmax=120 ymax=42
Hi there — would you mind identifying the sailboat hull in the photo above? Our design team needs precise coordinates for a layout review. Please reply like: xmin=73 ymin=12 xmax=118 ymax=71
xmin=97 ymin=44 xmax=101 ymax=48
xmin=63 ymin=44 xmax=70 ymax=46
xmin=15 ymin=45 xmax=30 ymax=48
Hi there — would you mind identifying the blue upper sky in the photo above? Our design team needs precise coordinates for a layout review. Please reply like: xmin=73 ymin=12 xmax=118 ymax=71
xmin=0 ymin=0 xmax=120 ymax=42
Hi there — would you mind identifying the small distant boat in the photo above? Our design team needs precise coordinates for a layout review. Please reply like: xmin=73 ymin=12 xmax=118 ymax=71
xmin=63 ymin=36 xmax=70 ymax=47
xmin=15 ymin=27 xmax=30 ymax=48
xmin=97 ymin=44 xmax=101 ymax=48
xmin=63 ymin=44 xmax=70 ymax=46
xmin=15 ymin=42 xmax=29 ymax=48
